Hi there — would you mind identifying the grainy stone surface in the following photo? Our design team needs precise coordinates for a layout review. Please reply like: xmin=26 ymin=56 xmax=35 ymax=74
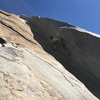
xmin=0 ymin=10 xmax=99 ymax=100
xmin=0 ymin=45 xmax=98 ymax=100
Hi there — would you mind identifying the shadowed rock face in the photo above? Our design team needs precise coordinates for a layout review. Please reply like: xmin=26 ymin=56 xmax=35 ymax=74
xmin=0 ymin=38 xmax=6 ymax=47
xmin=20 ymin=15 xmax=100 ymax=98
xmin=0 ymin=10 xmax=99 ymax=100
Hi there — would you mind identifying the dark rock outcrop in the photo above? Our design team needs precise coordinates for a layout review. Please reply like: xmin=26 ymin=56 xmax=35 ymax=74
xmin=20 ymin=15 xmax=100 ymax=99
xmin=0 ymin=37 xmax=6 ymax=47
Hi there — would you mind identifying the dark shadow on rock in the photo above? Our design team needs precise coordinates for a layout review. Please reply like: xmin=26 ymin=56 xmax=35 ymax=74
xmin=0 ymin=37 xmax=6 ymax=47
xmin=26 ymin=22 xmax=100 ymax=99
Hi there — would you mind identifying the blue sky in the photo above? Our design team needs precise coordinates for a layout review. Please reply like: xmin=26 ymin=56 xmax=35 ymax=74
xmin=0 ymin=0 xmax=100 ymax=34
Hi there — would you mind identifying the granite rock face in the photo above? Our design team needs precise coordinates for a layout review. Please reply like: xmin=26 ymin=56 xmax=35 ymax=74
xmin=0 ymin=10 xmax=99 ymax=100
xmin=20 ymin=15 xmax=100 ymax=98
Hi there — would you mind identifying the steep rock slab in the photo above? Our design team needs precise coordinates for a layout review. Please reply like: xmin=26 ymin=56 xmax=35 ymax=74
xmin=20 ymin=15 xmax=100 ymax=98
xmin=0 ymin=10 xmax=99 ymax=99
xmin=0 ymin=44 xmax=98 ymax=100
xmin=0 ymin=10 xmax=41 ymax=50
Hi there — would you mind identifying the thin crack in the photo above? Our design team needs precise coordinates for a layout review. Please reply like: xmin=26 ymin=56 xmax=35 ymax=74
xmin=0 ymin=21 xmax=37 ymax=45
xmin=62 ymin=73 xmax=87 ymax=100
xmin=30 ymin=50 xmax=88 ymax=99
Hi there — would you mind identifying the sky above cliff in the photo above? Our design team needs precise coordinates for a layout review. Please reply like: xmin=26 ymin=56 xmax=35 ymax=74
xmin=0 ymin=0 xmax=100 ymax=34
